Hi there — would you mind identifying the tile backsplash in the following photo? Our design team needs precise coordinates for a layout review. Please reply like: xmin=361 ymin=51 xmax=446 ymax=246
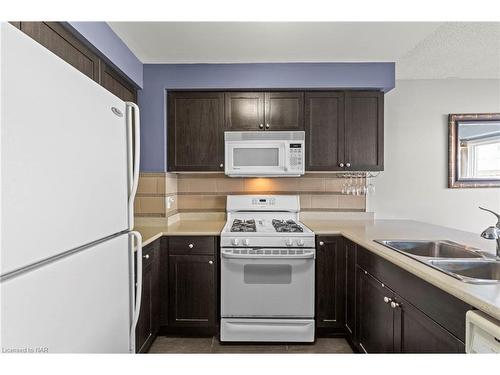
xmin=135 ymin=173 xmax=366 ymax=217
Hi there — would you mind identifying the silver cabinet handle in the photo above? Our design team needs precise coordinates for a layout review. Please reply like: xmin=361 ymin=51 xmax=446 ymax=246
xmin=383 ymin=296 xmax=392 ymax=304
xmin=219 ymin=163 xmax=224 ymax=168
xmin=319 ymin=241 xmax=324 ymax=246
xmin=390 ymin=301 xmax=400 ymax=309
xmin=345 ymin=162 xmax=351 ymax=168
xmin=208 ymin=260 xmax=213 ymax=265
xmin=339 ymin=163 xmax=344 ymax=168
xmin=143 ymin=254 xmax=150 ymax=259
xmin=259 ymin=124 xmax=264 ymax=129
xmin=188 ymin=243 xmax=194 ymax=249
xmin=265 ymin=123 xmax=270 ymax=129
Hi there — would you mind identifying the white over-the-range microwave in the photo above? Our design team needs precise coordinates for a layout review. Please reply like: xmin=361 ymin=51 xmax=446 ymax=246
xmin=224 ymin=131 xmax=305 ymax=177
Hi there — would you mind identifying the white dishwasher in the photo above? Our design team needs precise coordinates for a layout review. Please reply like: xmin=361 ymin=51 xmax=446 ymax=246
xmin=466 ymin=310 xmax=500 ymax=353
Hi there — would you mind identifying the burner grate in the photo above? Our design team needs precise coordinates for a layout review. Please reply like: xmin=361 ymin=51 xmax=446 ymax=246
xmin=272 ymin=219 xmax=304 ymax=233
xmin=230 ymin=219 xmax=256 ymax=232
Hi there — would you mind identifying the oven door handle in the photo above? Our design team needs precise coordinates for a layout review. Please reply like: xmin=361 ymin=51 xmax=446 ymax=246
xmin=221 ymin=252 xmax=315 ymax=260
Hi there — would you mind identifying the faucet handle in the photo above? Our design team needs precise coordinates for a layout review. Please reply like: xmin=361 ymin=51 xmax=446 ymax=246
xmin=481 ymin=226 xmax=500 ymax=239
xmin=479 ymin=207 xmax=500 ymax=228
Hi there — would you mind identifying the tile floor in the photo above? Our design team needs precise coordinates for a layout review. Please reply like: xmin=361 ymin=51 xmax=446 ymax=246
xmin=147 ymin=336 xmax=354 ymax=354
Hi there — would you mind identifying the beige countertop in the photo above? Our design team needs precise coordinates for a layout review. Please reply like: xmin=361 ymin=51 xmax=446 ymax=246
xmin=135 ymin=215 xmax=500 ymax=321
xmin=134 ymin=215 xmax=226 ymax=247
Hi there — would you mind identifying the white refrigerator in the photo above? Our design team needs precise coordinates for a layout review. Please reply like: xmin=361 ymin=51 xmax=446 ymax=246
xmin=0 ymin=23 xmax=143 ymax=353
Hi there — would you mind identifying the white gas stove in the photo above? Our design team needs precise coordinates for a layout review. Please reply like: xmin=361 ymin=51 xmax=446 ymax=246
xmin=220 ymin=195 xmax=315 ymax=249
xmin=220 ymin=195 xmax=316 ymax=343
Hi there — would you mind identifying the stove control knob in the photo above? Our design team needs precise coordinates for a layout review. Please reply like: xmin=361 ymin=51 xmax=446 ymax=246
xmin=285 ymin=239 xmax=293 ymax=247
xmin=232 ymin=238 xmax=240 ymax=246
xmin=243 ymin=239 xmax=250 ymax=246
xmin=297 ymin=239 xmax=305 ymax=247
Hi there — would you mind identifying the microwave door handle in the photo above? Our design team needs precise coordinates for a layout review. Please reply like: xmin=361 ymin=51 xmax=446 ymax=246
xmin=283 ymin=144 xmax=289 ymax=172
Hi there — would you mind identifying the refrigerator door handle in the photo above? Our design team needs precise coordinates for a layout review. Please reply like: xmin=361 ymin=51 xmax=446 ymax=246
xmin=129 ymin=230 xmax=143 ymax=353
xmin=126 ymin=102 xmax=141 ymax=231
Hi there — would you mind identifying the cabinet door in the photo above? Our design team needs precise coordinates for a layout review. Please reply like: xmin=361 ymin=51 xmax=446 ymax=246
xmin=225 ymin=92 xmax=265 ymax=130
xmin=356 ymin=267 xmax=394 ymax=353
xmin=168 ymin=92 xmax=224 ymax=171
xmin=344 ymin=91 xmax=384 ymax=171
xmin=316 ymin=237 xmax=345 ymax=331
xmin=100 ymin=64 xmax=137 ymax=103
xmin=19 ymin=22 xmax=100 ymax=82
xmin=136 ymin=254 xmax=152 ymax=353
xmin=135 ymin=239 xmax=161 ymax=353
xmin=393 ymin=294 xmax=465 ymax=353
xmin=264 ymin=92 xmax=304 ymax=130
xmin=168 ymin=255 xmax=217 ymax=328
xmin=345 ymin=240 xmax=356 ymax=337
xmin=150 ymin=241 xmax=161 ymax=336
xmin=305 ymin=92 xmax=345 ymax=170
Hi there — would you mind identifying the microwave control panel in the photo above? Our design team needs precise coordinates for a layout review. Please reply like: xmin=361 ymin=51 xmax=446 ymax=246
xmin=289 ymin=143 xmax=304 ymax=170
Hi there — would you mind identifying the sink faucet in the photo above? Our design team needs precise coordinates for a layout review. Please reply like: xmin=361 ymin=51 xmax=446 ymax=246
xmin=479 ymin=207 xmax=500 ymax=259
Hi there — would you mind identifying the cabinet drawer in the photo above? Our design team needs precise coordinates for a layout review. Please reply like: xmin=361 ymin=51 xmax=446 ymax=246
xmin=168 ymin=236 xmax=216 ymax=255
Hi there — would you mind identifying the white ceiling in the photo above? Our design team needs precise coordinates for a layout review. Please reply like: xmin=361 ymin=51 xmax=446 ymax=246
xmin=108 ymin=22 xmax=500 ymax=79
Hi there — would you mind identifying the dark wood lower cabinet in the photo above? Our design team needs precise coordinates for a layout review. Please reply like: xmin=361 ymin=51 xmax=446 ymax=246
xmin=165 ymin=236 xmax=218 ymax=335
xmin=137 ymin=233 xmax=467 ymax=353
xmin=344 ymin=240 xmax=356 ymax=338
xmin=351 ymin=246 xmax=468 ymax=353
xmin=136 ymin=238 xmax=161 ymax=353
xmin=168 ymin=254 xmax=217 ymax=330
xmin=356 ymin=267 xmax=395 ymax=353
xmin=394 ymin=293 xmax=464 ymax=353
xmin=316 ymin=236 xmax=345 ymax=333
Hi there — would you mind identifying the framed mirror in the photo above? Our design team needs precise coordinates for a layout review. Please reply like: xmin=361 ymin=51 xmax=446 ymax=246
xmin=449 ymin=113 xmax=500 ymax=188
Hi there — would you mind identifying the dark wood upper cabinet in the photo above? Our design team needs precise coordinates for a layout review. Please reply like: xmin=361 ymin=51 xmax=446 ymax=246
xmin=18 ymin=22 xmax=100 ymax=83
xmin=305 ymin=92 xmax=345 ymax=170
xmin=13 ymin=22 xmax=137 ymax=103
xmin=316 ymin=236 xmax=345 ymax=332
xmin=225 ymin=92 xmax=265 ymax=130
xmin=356 ymin=267 xmax=395 ymax=353
xmin=100 ymin=63 xmax=137 ymax=103
xmin=168 ymin=89 xmax=383 ymax=172
xmin=225 ymin=91 xmax=304 ymax=131
xmin=168 ymin=92 xmax=225 ymax=171
xmin=264 ymin=92 xmax=304 ymax=130
xmin=305 ymin=90 xmax=383 ymax=171
xmin=344 ymin=91 xmax=384 ymax=170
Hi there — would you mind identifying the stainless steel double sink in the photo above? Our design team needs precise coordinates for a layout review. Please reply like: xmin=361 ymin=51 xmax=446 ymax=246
xmin=374 ymin=240 xmax=500 ymax=284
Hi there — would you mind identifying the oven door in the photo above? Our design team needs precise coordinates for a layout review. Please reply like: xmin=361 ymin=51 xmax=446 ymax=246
xmin=225 ymin=140 xmax=288 ymax=176
xmin=220 ymin=249 xmax=315 ymax=318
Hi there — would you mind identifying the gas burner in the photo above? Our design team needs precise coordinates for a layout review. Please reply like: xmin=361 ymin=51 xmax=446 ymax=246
xmin=231 ymin=219 xmax=256 ymax=232
xmin=272 ymin=219 xmax=304 ymax=233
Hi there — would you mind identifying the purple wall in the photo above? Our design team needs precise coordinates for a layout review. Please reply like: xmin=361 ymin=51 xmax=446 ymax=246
xmin=66 ymin=22 xmax=143 ymax=88
xmin=139 ymin=62 xmax=395 ymax=172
